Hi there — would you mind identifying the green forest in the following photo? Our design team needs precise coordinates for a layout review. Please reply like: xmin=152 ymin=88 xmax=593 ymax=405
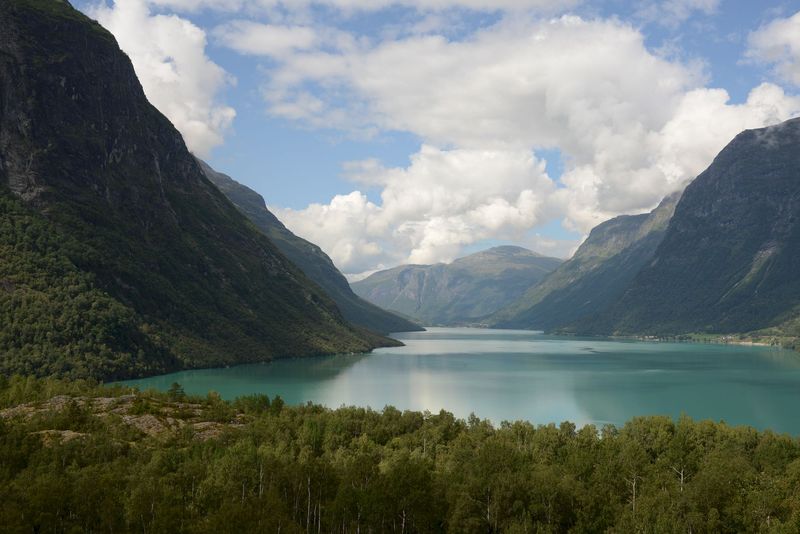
xmin=1 ymin=376 xmax=799 ymax=533
xmin=0 ymin=185 xmax=386 ymax=381
xmin=0 ymin=190 xmax=175 ymax=380
xmin=0 ymin=0 xmax=391 ymax=385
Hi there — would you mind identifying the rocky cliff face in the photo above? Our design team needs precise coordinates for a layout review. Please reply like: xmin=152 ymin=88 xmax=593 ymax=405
xmin=495 ymin=117 xmax=800 ymax=337
xmin=597 ymin=118 xmax=800 ymax=335
xmin=352 ymin=246 xmax=562 ymax=325
xmin=491 ymin=193 xmax=680 ymax=330
xmin=198 ymin=160 xmax=422 ymax=334
xmin=0 ymin=0 xmax=388 ymax=380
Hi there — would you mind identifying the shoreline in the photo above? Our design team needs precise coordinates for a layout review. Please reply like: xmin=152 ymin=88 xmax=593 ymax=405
xmin=630 ymin=333 xmax=797 ymax=352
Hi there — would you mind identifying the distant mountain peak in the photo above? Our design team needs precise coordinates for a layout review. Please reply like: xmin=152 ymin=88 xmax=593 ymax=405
xmin=353 ymin=246 xmax=562 ymax=325
xmin=476 ymin=245 xmax=542 ymax=257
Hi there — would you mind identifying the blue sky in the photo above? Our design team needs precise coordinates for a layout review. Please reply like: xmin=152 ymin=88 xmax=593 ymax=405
xmin=79 ymin=0 xmax=800 ymax=276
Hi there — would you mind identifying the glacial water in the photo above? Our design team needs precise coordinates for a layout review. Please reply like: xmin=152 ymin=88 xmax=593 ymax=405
xmin=121 ymin=327 xmax=800 ymax=434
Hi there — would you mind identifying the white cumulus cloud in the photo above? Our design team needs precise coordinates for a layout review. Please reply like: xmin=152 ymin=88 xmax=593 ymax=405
xmin=262 ymin=14 xmax=800 ymax=274
xmin=212 ymin=21 xmax=318 ymax=57
xmin=89 ymin=0 xmax=800 ymax=275
xmin=91 ymin=0 xmax=236 ymax=157
xmin=747 ymin=11 xmax=800 ymax=87
xmin=274 ymin=146 xmax=556 ymax=273
xmin=148 ymin=0 xmax=581 ymax=14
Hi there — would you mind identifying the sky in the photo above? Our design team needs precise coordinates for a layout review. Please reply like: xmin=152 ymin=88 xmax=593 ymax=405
xmin=75 ymin=0 xmax=800 ymax=279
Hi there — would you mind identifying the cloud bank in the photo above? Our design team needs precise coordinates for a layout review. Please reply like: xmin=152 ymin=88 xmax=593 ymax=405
xmin=147 ymin=0 xmax=581 ymax=14
xmin=91 ymin=0 xmax=236 ymax=157
xmin=264 ymin=15 xmax=800 ymax=274
xmin=87 ymin=1 xmax=800 ymax=276
xmin=276 ymin=146 xmax=556 ymax=272
xmin=747 ymin=11 xmax=800 ymax=88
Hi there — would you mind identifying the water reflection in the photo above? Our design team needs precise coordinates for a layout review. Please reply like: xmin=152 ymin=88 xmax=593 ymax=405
xmin=120 ymin=352 xmax=369 ymax=404
xmin=121 ymin=327 xmax=800 ymax=435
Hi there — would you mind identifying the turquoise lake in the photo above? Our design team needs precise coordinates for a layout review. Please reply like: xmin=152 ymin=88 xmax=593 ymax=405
xmin=121 ymin=327 xmax=800 ymax=434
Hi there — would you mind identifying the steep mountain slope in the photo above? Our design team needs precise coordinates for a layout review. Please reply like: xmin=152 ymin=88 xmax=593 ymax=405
xmin=0 ymin=0 xmax=389 ymax=380
xmin=197 ymin=161 xmax=422 ymax=334
xmin=491 ymin=193 xmax=680 ymax=330
xmin=352 ymin=246 xmax=562 ymax=325
xmin=592 ymin=118 xmax=800 ymax=335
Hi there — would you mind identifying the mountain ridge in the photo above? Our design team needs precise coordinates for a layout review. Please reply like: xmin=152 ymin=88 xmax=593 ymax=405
xmin=585 ymin=117 xmax=800 ymax=335
xmin=197 ymin=160 xmax=423 ymax=335
xmin=353 ymin=246 xmax=562 ymax=325
xmin=491 ymin=192 xmax=681 ymax=330
xmin=0 ymin=0 xmax=391 ymax=380
xmin=492 ymin=117 xmax=800 ymax=343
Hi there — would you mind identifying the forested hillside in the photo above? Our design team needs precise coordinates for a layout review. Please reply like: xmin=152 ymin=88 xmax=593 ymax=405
xmin=0 ymin=0 xmax=389 ymax=380
xmin=198 ymin=160 xmax=421 ymax=335
xmin=0 ymin=191 xmax=175 ymax=379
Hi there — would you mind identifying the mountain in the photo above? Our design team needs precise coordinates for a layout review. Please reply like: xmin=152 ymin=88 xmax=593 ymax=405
xmin=588 ymin=118 xmax=800 ymax=335
xmin=0 ymin=0 xmax=392 ymax=380
xmin=491 ymin=193 xmax=680 ymax=330
xmin=494 ymin=117 xmax=800 ymax=339
xmin=352 ymin=246 xmax=562 ymax=325
xmin=197 ymin=161 xmax=422 ymax=334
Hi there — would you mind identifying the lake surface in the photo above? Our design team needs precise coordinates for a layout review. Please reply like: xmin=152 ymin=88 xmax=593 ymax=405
xmin=121 ymin=327 xmax=800 ymax=434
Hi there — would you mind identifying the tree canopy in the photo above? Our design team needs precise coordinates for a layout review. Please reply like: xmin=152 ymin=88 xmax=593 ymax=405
xmin=1 ymin=376 xmax=799 ymax=533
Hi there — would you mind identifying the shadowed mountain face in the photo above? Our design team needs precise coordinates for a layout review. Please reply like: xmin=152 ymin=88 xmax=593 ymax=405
xmin=0 ymin=0 xmax=391 ymax=380
xmin=589 ymin=118 xmax=800 ymax=335
xmin=494 ymin=117 xmax=800 ymax=338
xmin=491 ymin=193 xmax=680 ymax=331
xmin=352 ymin=246 xmax=562 ymax=325
xmin=197 ymin=161 xmax=422 ymax=335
